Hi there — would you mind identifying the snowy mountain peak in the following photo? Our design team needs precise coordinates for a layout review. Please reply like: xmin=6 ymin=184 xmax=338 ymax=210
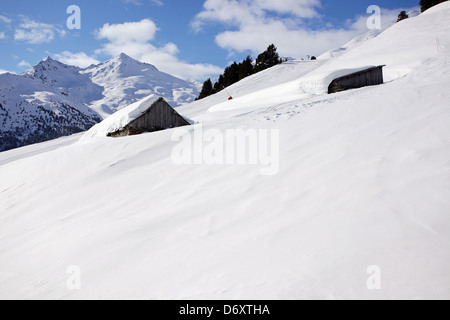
xmin=117 ymin=52 xmax=135 ymax=61
xmin=108 ymin=53 xmax=159 ymax=73
xmin=33 ymin=56 xmax=75 ymax=70
xmin=113 ymin=52 xmax=135 ymax=63
xmin=82 ymin=54 xmax=199 ymax=117
xmin=22 ymin=56 xmax=80 ymax=81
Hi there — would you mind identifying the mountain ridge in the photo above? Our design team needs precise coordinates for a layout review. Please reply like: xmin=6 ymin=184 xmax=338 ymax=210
xmin=0 ymin=53 xmax=200 ymax=152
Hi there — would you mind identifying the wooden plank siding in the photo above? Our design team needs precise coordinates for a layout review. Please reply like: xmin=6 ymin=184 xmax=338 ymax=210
xmin=328 ymin=65 xmax=385 ymax=94
xmin=108 ymin=98 xmax=190 ymax=138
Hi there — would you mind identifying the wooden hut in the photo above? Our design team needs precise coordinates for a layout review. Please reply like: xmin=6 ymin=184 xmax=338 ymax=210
xmin=108 ymin=97 xmax=190 ymax=138
xmin=328 ymin=65 xmax=385 ymax=94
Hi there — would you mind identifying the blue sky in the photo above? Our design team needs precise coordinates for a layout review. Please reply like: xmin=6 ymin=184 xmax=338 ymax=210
xmin=0 ymin=0 xmax=419 ymax=80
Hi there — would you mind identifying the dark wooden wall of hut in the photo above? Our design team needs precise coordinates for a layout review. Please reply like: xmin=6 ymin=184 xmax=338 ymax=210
xmin=328 ymin=66 xmax=385 ymax=94
xmin=108 ymin=98 xmax=190 ymax=137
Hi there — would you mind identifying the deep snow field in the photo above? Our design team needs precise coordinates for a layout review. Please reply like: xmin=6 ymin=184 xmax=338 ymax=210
xmin=0 ymin=3 xmax=450 ymax=299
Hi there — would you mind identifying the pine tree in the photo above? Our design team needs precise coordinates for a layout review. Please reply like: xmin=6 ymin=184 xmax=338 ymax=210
xmin=397 ymin=11 xmax=409 ymax=22
xmin=266 ymin=44 xmax=281 ymax=67
xmin=255 ymin=44 xmax=281 ymax=72
xmin=214 ymin=75 xmax=224 ymax=92
xmin=223 ymin=65 xmax=231 ymax=88
xmin=420 ymin=0 xmax=449 ymax=12
xmin=198 ymin=78 xmax=214 ymax=100
xmin=239 ymin=55 xmax=254 ymax=80
xmin=230 ymin=62 xmax=240 ymax=84
xmin=223 ymin=62 xmax=240 ymax=87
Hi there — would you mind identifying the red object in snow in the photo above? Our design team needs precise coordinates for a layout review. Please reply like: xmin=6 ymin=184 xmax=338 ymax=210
xmin=228 ymin=96 xmax=233 ymax=101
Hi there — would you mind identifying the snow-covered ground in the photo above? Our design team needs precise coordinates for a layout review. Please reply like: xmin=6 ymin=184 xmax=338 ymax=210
xmin=1 ymin=3 xmax=450 ymax=300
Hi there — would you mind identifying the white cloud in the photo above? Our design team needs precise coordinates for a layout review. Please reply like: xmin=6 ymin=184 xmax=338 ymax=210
xmin=193 ymin=0 xmax=413 ymax=58
xmin=97 ymin=19 xmax=158 ymax=44
xmin=96 ymin=19 xmax=222 ymax=80
xmin=192 ymin=0 xmax=321 ymax=32
xmin=0 ymin=15 xmax=10 ymax=39
xmin=18 ymin=60 xmax=31 ymax=68
xmin=53 ymin=51 xmax=101 ymax=68
xmin=14 ymin=18 xmax=66 ymax=44
xmin=0 ymin=15 xmax=12 ymax=24
xmin=0 ymin=68 xmax=14 ymax=75
xmin=255 ymin=0 xmax=321 ymax=18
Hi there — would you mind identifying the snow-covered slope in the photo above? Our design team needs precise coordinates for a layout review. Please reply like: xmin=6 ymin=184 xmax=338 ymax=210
xmin=177 ymin=59 xmax=324 ymax=119
xmin=300 ymin=5 xmax=450 ymax=92
xmin=0 ymin=54 xmax=200 ymax=152
xmin=180 ymin=2 xmax=450 ymax=117
xmin=319 ymin=30 xmax=384 ymax=60
xmin=1 ymin=3 xmax=450 ymax=300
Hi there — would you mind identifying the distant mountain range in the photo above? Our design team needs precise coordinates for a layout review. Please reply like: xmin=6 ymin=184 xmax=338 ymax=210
xmin=0 ymin=53 xmax=200 ymax=152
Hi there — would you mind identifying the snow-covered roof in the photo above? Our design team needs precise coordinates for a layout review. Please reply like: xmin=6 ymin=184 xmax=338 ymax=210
xmin=299 ymin=66 xmax=379 ymax=95
xmin=82 ymin=94 xmax=162 ymax=139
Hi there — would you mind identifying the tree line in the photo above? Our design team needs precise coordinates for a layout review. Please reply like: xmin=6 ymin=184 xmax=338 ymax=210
xmin=397 ymin=0 xmax=448 ymax=22
xmin=197 ymin=44 xmax=282 ymax=101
